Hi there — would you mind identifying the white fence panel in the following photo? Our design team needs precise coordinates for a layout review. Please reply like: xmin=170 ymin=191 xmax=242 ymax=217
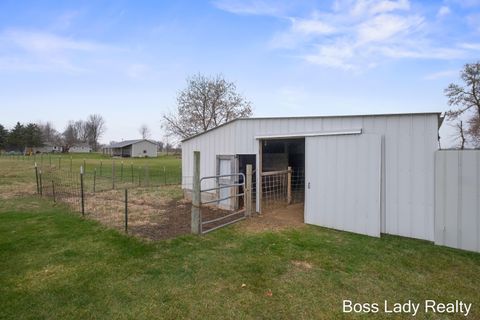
xmin=435 ymin=150 xmax=480 ymax=253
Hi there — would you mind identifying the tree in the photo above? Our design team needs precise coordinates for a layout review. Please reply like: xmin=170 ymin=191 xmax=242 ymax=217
xmin=85 ymin=114 xmax=106 ymax=151
xmin=139 ymin=124 xmax=151 ymax=139
xmin=0 ymin=124 xmax=8 ymax=150
xmin=23 ymin=123 xmax=43 ymax=148
xmin=7 ymin=122 xmax=25 ymax=151
xmin=162 ymin=74 xmax=252 ymax=139
xmin=445 ymin=61 xmax=480 ymax=147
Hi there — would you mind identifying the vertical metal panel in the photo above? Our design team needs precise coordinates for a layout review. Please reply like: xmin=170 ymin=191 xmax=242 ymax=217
xmin=435 ymin=150 xmax=480 ymax=253
xmin=305 ymin=134 xmax=381 ymax=237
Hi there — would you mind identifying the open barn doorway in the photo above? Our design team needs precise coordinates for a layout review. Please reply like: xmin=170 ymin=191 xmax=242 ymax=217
xmin=259 ymin=138 xmax=305 ymax=222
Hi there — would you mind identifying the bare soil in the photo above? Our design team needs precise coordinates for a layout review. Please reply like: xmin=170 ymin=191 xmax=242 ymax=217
xmin=240 ymin=203 xmax=305 ymax=233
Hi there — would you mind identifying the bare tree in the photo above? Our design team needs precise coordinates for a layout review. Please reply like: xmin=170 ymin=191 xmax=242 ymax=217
xmin=139 ymin=124 xmax=151 ymax=139
xmin=162 ymin=74 xmax=252 ymax=139
xmin=85 ymin=114 xmax=106 ymax=151
xmin=445 ymin=61 xmax=480 ymax=147
xmin=450 ymin=121 xmax=467 ymax=149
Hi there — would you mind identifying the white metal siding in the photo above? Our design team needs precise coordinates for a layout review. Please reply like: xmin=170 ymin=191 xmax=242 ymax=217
xmin=181 ymin=114 xmax=439 ymax=240
xmin=435 ymin=151 xmax=480 ymax=252
xmin=131 ymin=141 xmax=157 ymax=157
xmin=305 ymin=134 xmax=381 ymax=237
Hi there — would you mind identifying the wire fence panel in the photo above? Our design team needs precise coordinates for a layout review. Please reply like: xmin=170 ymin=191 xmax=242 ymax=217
xmin=34 ymin=165 xmax=192 ymax=241
xmin=261 ymin=167 xmax=305 ymax=211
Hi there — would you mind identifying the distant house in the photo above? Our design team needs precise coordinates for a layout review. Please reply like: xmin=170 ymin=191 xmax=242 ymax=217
xmin=69 ymin=144 xmax=92 ymax=153
xmin=30 ymin=142 xmax=63 ymax=154
xmin=102 ymin=139 xmax=157 ymax=158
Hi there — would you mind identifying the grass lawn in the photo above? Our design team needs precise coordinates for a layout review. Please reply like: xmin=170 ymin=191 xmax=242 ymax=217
xmin=1 ymin=197 xmax=479 ymax=319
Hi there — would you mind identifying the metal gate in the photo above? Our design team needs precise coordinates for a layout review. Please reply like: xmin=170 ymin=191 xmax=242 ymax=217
xmin=200 ymin=173 xmax=247 ymax=234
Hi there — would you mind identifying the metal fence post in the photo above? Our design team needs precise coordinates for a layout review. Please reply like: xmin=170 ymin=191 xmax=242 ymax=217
xmin=80 ymin=166 xmax=85 ymax=216
xmin=191 ymin=151 xmax=201 ymax=234
xmin=124 ymin=189 xmax=128 ymax=233
xmin=100 ymin=160 xmax=103 ymax=176
xmin=52 ymin=180 xmax=56 ymax=203
xmin=246 ymin=164 xmax=253 ymax=217
xmin=131 ymin=164 xmax=134 ymax=184
xmin=138 ymin=167 xmax=142 ymax=186
xmin=287 ymin=166 xmax=292 ymax=205
xmin=112 ymin=160 xmax=115 ymax=189
xmin=39 ymin=169 xmax=43 ymax=196
xmin=34 ymin=162 xmax=39 ymax=194
xmin=93 ymin=168 xmax=97 ymax=193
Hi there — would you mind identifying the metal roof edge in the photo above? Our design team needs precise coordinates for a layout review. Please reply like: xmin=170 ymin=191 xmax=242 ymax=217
xmin=181 ymin=111 xmax=443 ymax=142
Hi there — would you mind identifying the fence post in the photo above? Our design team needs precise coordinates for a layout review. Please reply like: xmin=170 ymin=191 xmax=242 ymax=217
xmin=131 ymin=164 xmax=134 ymax=184
xmin=246 ymin=164 xmax=252 ymax=217
xmin=39 ymin=169 xmax=43 ymax=196
xmin=93 ymin=168 xmax=97 ymax=193
xmin=58 ymin=156 xmax=61 ymax=169
xmin=287 ymin=166 xmax=292 ymax=205
xmin=124 ymin=189 xmax=128 ymax=233
xmin=52 ymin=180 xmax=56 ymax=203
xmin=80 ymin=166 xmax=85 ymax=216
xmin=163 ymin=166 xmax=166 ymax=185
xmin=49 ymin=155 xmax=52 ymax=167
xmin=70 ymin=156 xmax=72 ymax=172
xmin=100 ymin=160 xmax=103 ymax=176
xmin=112 ymin=160 xmax=115 ymax=189
xmin=138 ymin=166 xmax=142 ymax=187
xmin=191 ymin=151 xmax=201 ymax=234
xmin=35 ymin=162 xmax=39 ymax=194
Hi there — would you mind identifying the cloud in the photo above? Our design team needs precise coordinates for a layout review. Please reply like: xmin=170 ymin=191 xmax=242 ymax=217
xmin=126 ymin=63 xmax=149 ymax=79
xmin=437 ymin=6 xmax=451 ymax=18
xmin=423 ymin=70 xmax=458 ymax=80
xmin=0 ymin=28 xmax=113 ymax=73
xmin=218 ymin=0 xmax=480 ymax=70
xmin=212 ymin=0 xmax=287 ymax=16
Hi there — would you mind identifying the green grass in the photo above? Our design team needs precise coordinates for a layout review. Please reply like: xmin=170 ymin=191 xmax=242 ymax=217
xmin=0 ymin=153 xmax=182 ymax=194
xmin=1 ymin=197 xmax=479 ymax=319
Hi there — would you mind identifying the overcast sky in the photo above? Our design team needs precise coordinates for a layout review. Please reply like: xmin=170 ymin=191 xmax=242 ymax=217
xmin=1 ymin=0 xmax=479 ymax=146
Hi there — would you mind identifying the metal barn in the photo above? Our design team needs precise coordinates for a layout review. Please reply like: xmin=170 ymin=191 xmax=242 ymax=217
xmin=181 ymin=112 xmax=442 ymax=241
xmin=103 ymin=139 xmax=158 ymax=158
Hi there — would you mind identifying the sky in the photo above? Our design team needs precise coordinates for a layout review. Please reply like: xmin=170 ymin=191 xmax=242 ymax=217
xmin=0 ymin=0 xmax=479 ymax=146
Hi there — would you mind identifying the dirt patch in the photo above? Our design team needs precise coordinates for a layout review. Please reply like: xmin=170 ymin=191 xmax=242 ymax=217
xmin=239 ymin=203 xmax=305 ymax=233
xmin=291 ymin=260 xmax=313 ymax=270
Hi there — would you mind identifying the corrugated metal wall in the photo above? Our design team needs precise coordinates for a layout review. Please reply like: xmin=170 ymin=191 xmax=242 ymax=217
xmin=305 ymin=134 xmax=382 ymax=237
xmin=182 ymin=113 xmax=439 ymax=241
xmin=435 ymin=150 xmax=480 ymax=253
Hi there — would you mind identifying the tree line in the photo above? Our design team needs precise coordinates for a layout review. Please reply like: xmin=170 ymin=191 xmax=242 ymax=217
xmin=0 ymin=114 xmax=106 ymax=153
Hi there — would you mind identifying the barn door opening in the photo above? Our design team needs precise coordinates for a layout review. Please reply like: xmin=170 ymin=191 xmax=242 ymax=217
xmin=260 ymin=138 xmax=305 ymax=212
xmin=305 ymin=134 xmax=381 ymax=237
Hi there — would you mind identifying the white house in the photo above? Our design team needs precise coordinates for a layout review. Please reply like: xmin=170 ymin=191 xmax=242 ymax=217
xmin=181 ymin=112 xmax=443 ymax=242
xmin=31 ymin=142 xmax=63 ymax=154
xmin=102 ymin=139 xmax=157 ymax=158
xmin=69 ymin=144 xmax=92 ymax=153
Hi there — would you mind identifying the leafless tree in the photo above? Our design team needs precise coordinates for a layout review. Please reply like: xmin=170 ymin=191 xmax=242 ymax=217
xmin=85 ymin=114 xmax=106 ymax=151
xmin=38 ymin=122 xmax=63 ymax=145
xmin=162 ymin=74 xmax=252 ymax=139
xmin=445 ymin=61 xmax=480 ymax=147
xmin=450 ymin=121 xmax=466 ymax=149
xmin=139 ymin=124 xmax=151 ymax=139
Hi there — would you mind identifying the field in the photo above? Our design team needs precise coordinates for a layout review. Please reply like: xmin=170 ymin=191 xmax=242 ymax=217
xmin=1 ymin=154 xmax=480 ymax=319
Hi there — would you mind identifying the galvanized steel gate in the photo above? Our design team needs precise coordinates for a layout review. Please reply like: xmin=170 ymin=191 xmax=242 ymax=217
xmin=199 ymin=173 xmax=247 ymax=234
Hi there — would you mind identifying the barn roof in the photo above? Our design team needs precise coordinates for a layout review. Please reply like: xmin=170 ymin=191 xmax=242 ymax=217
xmin=181 ymin=111 xmax=444 ymax=142
xmin=106 ymin=139 xmax=157 ymax=148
